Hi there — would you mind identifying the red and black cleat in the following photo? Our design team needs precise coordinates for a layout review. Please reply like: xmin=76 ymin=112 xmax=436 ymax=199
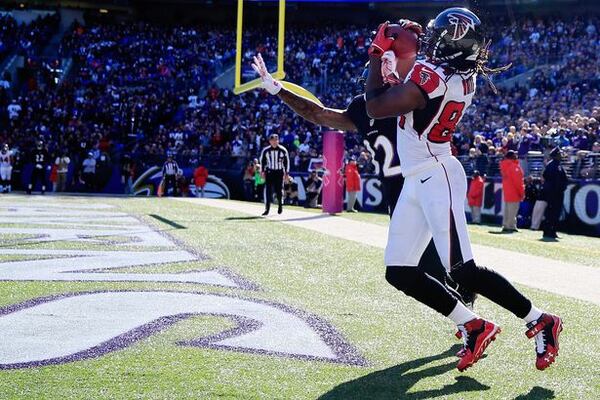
xmin=455 ymin=330 xmax=466 ymax=357
xmin=525 ymin=313 xmax=563 ymax=370
xmin=456 ymin=318 xmax=501 ymax=371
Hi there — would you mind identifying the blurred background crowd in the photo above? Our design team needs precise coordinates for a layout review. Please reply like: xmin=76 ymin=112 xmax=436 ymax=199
xmin=0 ymin=5 xmax=598 ymax=196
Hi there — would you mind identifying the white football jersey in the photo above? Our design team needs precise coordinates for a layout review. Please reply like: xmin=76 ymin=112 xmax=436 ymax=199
xmin=397 ymin=60 xmax=476 ymax=176
xmin=0 ymin=150 xmax=11 ymax=166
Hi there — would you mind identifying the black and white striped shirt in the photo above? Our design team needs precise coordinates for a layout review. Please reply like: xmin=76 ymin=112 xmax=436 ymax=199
xmin=163 ymin=160 xmax=179 ymax=176
xmin=260 ymin=144 xmax=289 ymax=173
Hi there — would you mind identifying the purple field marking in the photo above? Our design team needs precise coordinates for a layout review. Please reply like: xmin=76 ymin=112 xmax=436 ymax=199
xmin=0 ymin=289 xmax=367 ymax=369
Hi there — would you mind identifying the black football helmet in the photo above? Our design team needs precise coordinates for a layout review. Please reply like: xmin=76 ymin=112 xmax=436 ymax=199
xmin=423 ymin=7 xmax=483 ymax=71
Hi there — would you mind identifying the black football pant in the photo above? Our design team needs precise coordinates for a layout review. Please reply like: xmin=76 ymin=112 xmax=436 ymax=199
xmin=164 ymin=175 xmax=177 ymax=196
xmin=264 ymin=170 xmax=283 ymax=212
xmin=28 ymin=168 xmax=46 ymax=193
xmin=543 ymin=197 xmax=562 ymax=237
xmin=387 ymin=260 xmax=533 ymax=319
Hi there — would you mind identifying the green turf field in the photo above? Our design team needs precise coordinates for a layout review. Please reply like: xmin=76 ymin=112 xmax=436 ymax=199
xmin=0 ymin=196 xmax=598 ymax=399
xmin=286 ymin=205 xmax=600 ymax=268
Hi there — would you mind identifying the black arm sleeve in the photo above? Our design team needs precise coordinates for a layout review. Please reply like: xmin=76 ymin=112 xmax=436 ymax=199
xmin=345 ymin=95 xmax=370 ymax=134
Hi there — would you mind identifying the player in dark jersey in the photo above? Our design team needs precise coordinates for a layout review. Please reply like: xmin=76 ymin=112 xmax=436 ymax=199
xmin=27 ymin=140 xmax=49 ymax=195
xmin=250 ymin=51 xmax=475 ymax=306
xmin=346 ymin=92 xmax=402 ymax=216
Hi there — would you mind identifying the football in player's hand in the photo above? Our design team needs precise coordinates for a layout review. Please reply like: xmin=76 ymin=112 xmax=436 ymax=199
xmin=385 ymin=24 xmax=419 ymax=59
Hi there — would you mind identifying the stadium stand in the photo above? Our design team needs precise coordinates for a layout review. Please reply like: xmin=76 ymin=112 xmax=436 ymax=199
xmin=0 ymin=9 xmax=598 ymax=193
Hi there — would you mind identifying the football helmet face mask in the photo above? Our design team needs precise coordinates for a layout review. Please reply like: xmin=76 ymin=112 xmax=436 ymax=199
xmin=423 ymin=7 xmax=483 ymax=72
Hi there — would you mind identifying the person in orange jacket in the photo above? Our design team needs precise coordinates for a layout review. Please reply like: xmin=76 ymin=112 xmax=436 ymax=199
xmin=467 ymin=170 xmax=485 ymax=224
xmin=344 ymin=157 xmax=361 ymax=212
xmin=49 ymin=163 xmax=58 ymax=192
xmin=499 ymin=150 xmax=525 ymax=232
xmin=193 ymin=163 xmax=209 ymax=197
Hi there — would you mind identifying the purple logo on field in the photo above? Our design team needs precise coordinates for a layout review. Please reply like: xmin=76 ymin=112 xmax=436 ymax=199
xmin=0 ymin=290 xmax=367 ymax=369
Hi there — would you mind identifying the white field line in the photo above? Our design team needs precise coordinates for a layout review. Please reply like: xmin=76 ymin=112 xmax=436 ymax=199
xmin=176 ymin=198 xmax=600 ymax=305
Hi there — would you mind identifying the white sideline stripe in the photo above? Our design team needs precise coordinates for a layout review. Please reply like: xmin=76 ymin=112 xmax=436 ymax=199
xmin=176 ymin=198 xmax=600 ymax=306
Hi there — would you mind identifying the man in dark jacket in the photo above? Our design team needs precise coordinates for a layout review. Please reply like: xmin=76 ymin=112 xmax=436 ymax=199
xmin=542 ymin=147 xmax=568 ymax=239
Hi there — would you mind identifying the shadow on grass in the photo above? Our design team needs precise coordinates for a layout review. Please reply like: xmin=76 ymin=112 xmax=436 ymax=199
xmin=318 ymin=345 xmax=490 ymax=399
xmin=277 ymin=214 xmax=333 ymax=223
xmin=514 ymin=386 xmax=555 ymax=399
xmin=539 ymin=237 xmax=559 ymax=243
xmin=224 ymin=216 xmax=266 ymax=221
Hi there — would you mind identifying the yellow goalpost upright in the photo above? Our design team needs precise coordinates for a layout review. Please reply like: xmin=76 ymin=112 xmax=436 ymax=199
xmin=234 ymin=0 xmax=286 ymax=95
xmin=234 ymin=0 xmax=323 ymax=106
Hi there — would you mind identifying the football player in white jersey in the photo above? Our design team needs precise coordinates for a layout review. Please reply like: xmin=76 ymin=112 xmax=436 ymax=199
xmin=365 ymin=8 xmax=562 ymax=372
xmin=0 ymin=144 xmax=12 ymax=193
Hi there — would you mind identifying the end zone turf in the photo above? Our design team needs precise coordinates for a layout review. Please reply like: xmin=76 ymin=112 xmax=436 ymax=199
xmin=0 ymin=196 xmax=598 ymax=399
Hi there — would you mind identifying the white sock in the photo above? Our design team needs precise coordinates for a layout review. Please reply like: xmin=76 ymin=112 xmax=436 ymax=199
xmin=448 ymin=302 xmax=478 ymax=326
xmin=523 ymin=306 xmax=544 ymax=324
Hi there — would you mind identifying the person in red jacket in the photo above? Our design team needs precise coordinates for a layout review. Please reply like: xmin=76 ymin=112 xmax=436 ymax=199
xmin=467 ymin=170 xmax=485 ymax=224
xmin=500 ymin=150 xmax=525 ymax=232
xmin=193 ymin=164 xmax=209 ymax=197
xmin=344 ymin=157 xmax=361 ymax=212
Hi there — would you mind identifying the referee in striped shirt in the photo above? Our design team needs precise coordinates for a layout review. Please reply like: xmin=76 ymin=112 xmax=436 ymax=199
xmin=162 ymin=156 xmax=179 ymax=196
xmin=260 ymin=134 xmax=289 ymax=215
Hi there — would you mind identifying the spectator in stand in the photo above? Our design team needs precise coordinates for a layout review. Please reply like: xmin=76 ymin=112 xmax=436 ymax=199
xmin=473 ymin=135 xmax=490 ymax=175
xmin=500 ymin=150 xmax=525 ymax=233
xmin=177 ymin=169 xmax=188 ymax=197
xmin=121 ymin=156 xmax=136 ymax=195
xmin=572 ymin=128 xmax=590 ymax=150
xmin=542 ymin=147 xmax=568 ymax=240
xmin=7 ymin=99 xmax=21 ymax=120
xmin=242 ymin=160 xmax=256 ymax=201
xmin=193 ymin=163 xmax=209 ymax=197
xmin=467 ymin=170 xmax=485 ymax=224
xmin=517 ymin=127 xmax=539 ymax=176
xmin=253 ymin=162 xmax=265 ymax=202
xmin=49 ymin=163 xmax=58 ymax=192
xmin=344 ymin=157 xmax=361 ymax=213
xmin=283 ymin=175 xmax=299 ymax=205
xmin=2 ymin=14 xmax=598 ymax=196
xmin=554 ymin=129 xmax=570 ymax=148
xmin=304 ymin=170 xmax=322 ymax=209
xmin=82 ymin=152 xmax=96 ymax=192
xmin=357 ymin=151 xmax=375 ymax=175
xmin=573 ymin=150 xmax=595 ymax=179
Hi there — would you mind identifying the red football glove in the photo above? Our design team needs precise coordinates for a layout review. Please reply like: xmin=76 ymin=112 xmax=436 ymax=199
xmin=368 ymin=22 xmax=394 ymax=58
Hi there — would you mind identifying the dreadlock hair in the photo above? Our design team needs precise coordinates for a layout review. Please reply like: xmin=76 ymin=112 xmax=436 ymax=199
xmin=475 ymin=39 xmax=512 ymax=94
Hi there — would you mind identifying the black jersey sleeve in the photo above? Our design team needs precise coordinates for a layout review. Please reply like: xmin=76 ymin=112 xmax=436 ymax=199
xmin=345 ymin=95 xmax=370 ymax=135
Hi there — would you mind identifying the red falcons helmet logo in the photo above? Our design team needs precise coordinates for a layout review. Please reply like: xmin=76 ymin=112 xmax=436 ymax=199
xmin=448 ymin=13 xmax=475 ymax=41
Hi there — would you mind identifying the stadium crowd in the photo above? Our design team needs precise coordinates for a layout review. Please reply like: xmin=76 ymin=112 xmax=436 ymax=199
xmin=0 ymin=13 xmax=599 ymax=195
xmin=0 ymin=12 xmax=59 ymax=63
